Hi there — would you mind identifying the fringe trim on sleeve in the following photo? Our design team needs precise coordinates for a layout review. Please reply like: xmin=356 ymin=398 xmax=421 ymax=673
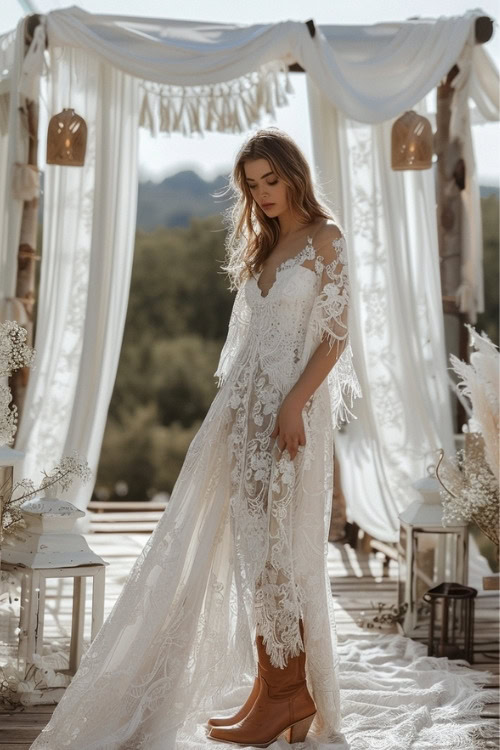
xmin=327 ymin=340 xmax=363 ymax=430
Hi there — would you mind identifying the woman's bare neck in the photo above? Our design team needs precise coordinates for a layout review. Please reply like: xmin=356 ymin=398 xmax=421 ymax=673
xmin=272 ymin=217 xmax=325 ymax=257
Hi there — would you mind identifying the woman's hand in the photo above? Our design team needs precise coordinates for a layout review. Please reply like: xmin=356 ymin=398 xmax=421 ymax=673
xmin=270 ymin=394 xmax=306 ymax=461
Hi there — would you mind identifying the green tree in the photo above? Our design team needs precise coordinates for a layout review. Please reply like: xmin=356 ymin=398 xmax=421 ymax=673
xmin=476 ymin=194 xmax=499 ymax=347
xmin=151 ymin=420 xmax=202 ymax=493
xmin=97 ymin=402 xmax=158 ymax=500
xmin=108 ymin=215 xmax=234 ymax=426
xmin=151 ymin=335 xmax=220 ymax=426
xmin=96 ymin=215 xmax=235 ymax=499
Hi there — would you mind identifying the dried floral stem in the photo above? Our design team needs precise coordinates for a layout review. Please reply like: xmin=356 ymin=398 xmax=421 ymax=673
xmin=1 ymin=453 xmax=92 ymax=542
xmin=434 ymin=448 xmax=458 ymax=499
xmin=432 ymin=326 xmax=500 ymax=561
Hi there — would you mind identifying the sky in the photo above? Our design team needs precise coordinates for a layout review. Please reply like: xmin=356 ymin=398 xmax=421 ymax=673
xmin=2 ymin=0 xmax=500 ymax=186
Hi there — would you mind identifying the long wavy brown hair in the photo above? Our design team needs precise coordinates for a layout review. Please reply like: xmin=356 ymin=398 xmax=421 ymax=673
xmin=219 ymin=127 xmax=340 ymax=290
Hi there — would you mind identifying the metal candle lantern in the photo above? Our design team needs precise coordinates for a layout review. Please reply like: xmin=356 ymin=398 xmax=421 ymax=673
xmin=397 ymin=475 xmax=469 ymax=640
xmin=423 ymin=582 xmax=477 ymax=663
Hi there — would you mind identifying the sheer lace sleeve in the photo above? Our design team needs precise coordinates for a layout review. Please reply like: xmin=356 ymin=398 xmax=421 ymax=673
xmin=311 ymin=224 xmax=350 ymax=362
xmin=214 ymin=282 xmax=253 ymax=388
xmin=310 ymin=224 xmax=363 ymax=429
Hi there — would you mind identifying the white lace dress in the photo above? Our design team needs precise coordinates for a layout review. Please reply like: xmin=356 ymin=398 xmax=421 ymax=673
xmin=29 ymin=231 xmax=362 ymax=750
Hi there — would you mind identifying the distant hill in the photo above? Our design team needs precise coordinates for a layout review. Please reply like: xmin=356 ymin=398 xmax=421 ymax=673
xmin=136 ymin=172 xmax=499 ymax=230
xmin=37 ymin=170 xmax=498 ymax=229
xmin=480 ymin=184 xmax=499 ymax=199
xmin=136 ymin=170 xmax=231 ymax=230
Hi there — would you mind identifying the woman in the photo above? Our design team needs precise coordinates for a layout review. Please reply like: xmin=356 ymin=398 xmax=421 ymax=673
xmin=29 ymin=128 xmax=362 ymax=750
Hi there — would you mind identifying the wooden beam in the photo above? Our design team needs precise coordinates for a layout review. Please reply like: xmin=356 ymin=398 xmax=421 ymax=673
xmin=305 ymin=19 xmax=316 ymax=38
xmin=24 ymin=13 xmax=43 ymax=45
xmin=8 ymin=14 xmax=42 ymax=420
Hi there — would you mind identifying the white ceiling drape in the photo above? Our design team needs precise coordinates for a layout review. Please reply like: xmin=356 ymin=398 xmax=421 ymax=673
xmin=42 ymin=7 xmax=497 ymax=125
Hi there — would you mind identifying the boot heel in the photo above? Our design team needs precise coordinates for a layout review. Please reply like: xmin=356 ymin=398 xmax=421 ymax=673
xmin=286 ymin=712 xmax=315 ymax=743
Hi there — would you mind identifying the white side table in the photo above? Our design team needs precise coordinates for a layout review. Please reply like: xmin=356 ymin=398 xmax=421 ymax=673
xmin=1 ymin=560 xmax=105 ymax=675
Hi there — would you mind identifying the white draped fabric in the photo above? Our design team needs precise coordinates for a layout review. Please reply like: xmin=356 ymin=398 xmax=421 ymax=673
xmin=306 ymin=86 xmax=456 ymax=542
xmin=305 ymin=19 xmax=499 ymax=541
xmin=45 ymin=8 xmax=296 ymax=137
xmin=14 ymin=45 xmax=140 ymax=532
xmin=0 ymin=8 xmax=495 ymax=749
xmin=43 ymin=8 xmax=493 ymax=124
xmin=1 ymin=7 xmax=497 ymax=543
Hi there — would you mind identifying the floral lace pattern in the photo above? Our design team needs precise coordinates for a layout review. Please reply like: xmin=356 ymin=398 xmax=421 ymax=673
xmin=28 ymin=228 xmax=362 ymax=749
xmin=220 ymin=232 xmax=361 ymax=673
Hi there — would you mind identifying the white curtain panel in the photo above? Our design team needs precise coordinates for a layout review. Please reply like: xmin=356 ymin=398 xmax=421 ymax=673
xmin=14 ymin=46 xmax=140 ymax=531
xmin=307 ymin=78 xmax=456 ymax=542
xmin=470 ymin=43 xmax=500 ymax=122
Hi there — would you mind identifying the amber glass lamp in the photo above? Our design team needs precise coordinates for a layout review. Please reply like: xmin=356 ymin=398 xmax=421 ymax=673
xmin=391 ymin=110 xmax=432 ymax=170
xmin=46 ymin=108 xmax=87 ymax=166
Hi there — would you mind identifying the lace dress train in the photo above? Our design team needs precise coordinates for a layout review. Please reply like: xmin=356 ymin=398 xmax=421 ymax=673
xmin=28 ymin=227 xmax=362 ymax=749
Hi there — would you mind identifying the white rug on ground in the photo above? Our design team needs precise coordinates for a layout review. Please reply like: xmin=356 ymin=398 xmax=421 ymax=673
xmin=180 ymin=632 xmax=498 ymax=750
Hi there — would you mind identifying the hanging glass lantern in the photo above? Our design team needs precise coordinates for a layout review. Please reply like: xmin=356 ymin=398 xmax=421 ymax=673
xmin=46 ymin=108 xmax=87 ymax=166
xmin=397 ymin=475 xmax=469 ymax=641
xmin=423 ymin=582 xmax=477 ymax=663
xmin=391 ymin=110 xmax=432 ymax=170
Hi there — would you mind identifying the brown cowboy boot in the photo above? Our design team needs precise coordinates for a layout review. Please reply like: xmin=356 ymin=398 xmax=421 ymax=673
xmin=206 ymin=634 xmax=266 ymax=727
xmin=208 ymin=619 xmax=316 ymax=747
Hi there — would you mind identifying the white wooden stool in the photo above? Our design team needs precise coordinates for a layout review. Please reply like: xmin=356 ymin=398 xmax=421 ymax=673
xmin=1 ymin=560 xmax=105 ymax=676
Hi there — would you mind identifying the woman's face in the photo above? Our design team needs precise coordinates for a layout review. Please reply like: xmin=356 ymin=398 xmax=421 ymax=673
xmin=243 ymin=158 xmax=289 ymax=218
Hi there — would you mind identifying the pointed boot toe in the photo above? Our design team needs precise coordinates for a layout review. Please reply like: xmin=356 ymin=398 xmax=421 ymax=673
xmin=207 ymin=676 xmax=260 ymax=727
xmin=207 ymin=630 xmax=270 ymax=728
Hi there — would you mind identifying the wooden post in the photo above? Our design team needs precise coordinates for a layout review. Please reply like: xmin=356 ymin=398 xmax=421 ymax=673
xmin=8 ymin=14 xmax=43 ymax=419
xmin=435 ymin=64 xmax=469 ymax=433
xmin=329 ymin=447 xmax=347 ymax=542
xmin=434 ymin=17 xmax=493 ymax=433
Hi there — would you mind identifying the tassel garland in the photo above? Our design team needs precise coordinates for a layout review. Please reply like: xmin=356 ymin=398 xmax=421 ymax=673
xmin=138 ymin=61 xmax=293 ymax=136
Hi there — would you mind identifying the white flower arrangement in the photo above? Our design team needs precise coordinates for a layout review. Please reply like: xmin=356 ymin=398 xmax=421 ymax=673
xmin=0 ymin=321 xmax=93 ymax=542
xmin=0 ymin=321 xmax=92 ymax=542
xmin=435 ymin=324 xmax=499 ymax=560
xmin=0 ymin=320 xmax=93 ymax=705
xmin=0 ymin=641 xmax=93 ymax=707
xmin=0 ymin=321 xmax=35 ymax=446
xmin=0 ymin=451 xmax=92 ymax=544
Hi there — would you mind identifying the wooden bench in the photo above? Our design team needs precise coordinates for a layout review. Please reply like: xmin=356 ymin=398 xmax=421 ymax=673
xmin=86 ymin=500 xmax=168 ymax=533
